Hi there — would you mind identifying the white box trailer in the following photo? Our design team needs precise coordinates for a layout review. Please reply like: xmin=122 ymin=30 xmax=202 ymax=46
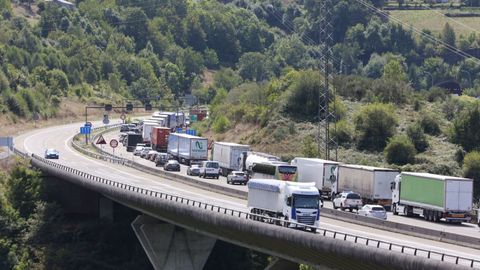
xmin=336 ymin=164 xmax=400 ymax=208
xmin=392 ymin=172 xmax=473 ymax=223
xmin=168 ymin=133 xmax=208 ymax=165
xmin=155 ymin=112 xmax=185 ymax=128
xmin=142 ymin=120 xmax=162 ymax=143
xmin=212 ymin=142 xmax=250 ymax=176
xmin=247 ymin=179 xmax=320 ymax=228
xmin=290 ymin=158 xmax=340 ymax=199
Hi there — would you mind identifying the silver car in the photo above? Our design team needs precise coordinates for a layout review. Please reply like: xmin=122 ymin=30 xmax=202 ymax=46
xmin=333 ymin=191 xmax=363 ymax=212
xmin=358 ymin=205 xmax=387 ymax=220
xmin=227 ymin=171 xmax=248 ymax=185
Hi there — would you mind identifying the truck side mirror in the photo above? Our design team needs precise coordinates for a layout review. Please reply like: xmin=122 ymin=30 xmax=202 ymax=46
xmin=286 ymin=197 xmax=292 ymax=206
xmin=390 ymin=182 xmax=395 ymax=190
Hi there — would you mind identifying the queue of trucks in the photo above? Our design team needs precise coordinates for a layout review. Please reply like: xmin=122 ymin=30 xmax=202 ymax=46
xmin=120 ymin=112 xmax=476 ymax=229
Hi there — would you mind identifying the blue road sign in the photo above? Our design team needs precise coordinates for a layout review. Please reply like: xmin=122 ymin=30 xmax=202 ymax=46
xmin=80 ymin=126 xmax=91 ymax=135
xmin=85 ymin=122 xmax=93 ymax=127
xmin=186 ymin=129 xmax=196 ymax=136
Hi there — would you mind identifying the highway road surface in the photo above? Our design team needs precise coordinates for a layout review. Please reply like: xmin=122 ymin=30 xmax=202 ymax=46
xmin=102 ymin=130 xmax=480 ymax=240
xmin=12 ymin=121 xmax=480 ymax=267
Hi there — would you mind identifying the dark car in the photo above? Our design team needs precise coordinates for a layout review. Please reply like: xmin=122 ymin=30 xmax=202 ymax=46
xmin=164 ymin=160 xmax=180 ymax=171
xmin=44 ymin=149 xmax=59 ymax=159
xmin=155 ymin=153 xmax=169 ymax=167
xmin=187 ymin=164 xmax=200 ymax=176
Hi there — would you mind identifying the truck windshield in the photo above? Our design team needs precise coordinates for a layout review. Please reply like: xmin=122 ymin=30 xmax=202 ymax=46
xmin=278 ymin=166 xmax=297 ymax=174
xmin=293 ymin=195 xmax=319 ymax=209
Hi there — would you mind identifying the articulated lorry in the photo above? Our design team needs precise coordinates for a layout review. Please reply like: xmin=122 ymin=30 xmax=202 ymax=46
xmin=167 ymin=133 xmax=208 ymax=165
xmin=212 ymin=142 xmax=250 ymax=176
xmin=392 ymin=172 xmax=473 ymax=223
xmin=290 ymin=158 xmax=340 ymax=200
xmin=336 ymin=165 xmax=400 ymax=208
xmin=247 ymin=179 xmax=320 ymax=229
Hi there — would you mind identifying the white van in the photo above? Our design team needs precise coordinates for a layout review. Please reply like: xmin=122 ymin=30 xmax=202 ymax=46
xmin=199 ymin=161 xmax=220 ymax=179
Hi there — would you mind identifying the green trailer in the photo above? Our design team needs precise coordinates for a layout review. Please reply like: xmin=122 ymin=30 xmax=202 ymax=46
xmin=391 ymin=172 xmax=473 ymax=223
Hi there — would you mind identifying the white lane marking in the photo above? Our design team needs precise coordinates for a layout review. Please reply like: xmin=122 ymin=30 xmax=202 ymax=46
xmin=59 ymin=133 xmax=245 ymax=208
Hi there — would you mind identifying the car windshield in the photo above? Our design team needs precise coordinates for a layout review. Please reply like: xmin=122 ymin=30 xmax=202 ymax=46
xmin=346 ymin=193 xmax=361 ymax=199
xmin=169 ymin=160 xmax=178 ymax=164
xmin=234 ymin=172 xmax=245 ymax=176
xmin=206 ymin=162 xmax=219 ymax=168
xmin=293 ymin=195 xmax=319 ymax=209
xmin=372 ymin=207 xmax=385 ymax=211
xmin=191 ymin=165 xmax=199 ymax=168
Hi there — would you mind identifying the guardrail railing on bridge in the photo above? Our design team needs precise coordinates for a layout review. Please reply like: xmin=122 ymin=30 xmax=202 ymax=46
xmin=11 ymin=144 xmax=480 ymax=269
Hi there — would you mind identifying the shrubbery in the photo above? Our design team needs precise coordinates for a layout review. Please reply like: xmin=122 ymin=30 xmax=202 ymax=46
xmin=354 ymin=103 xmax=397 ymax=151
xmin=463 ymin=151 xmax=480 ymax=199
xmin=384 ymin=136 xmax=416 ymax=165
xmin=407 ymin=124 xmax=428 ymax=152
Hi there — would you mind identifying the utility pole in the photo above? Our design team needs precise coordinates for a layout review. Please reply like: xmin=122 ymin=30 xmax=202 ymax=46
xmin=318 ymin=0 xmax=338 ymax=161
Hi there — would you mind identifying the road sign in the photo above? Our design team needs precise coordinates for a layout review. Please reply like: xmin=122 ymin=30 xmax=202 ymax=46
xmin=0 ymin=137 xmax=13 ymax=147
xmin=85 ymin=122 xmax=93 ymax=127
xmin=190 ymin=115 xmax=197 ymax=122
xmin=96 ymin=134 xmax=107 ymax=145
xmin=120 ymin=114 xmax=126 ymax=120
xmin=103 ymin=114 xmax=110 ymax=125
xmin=186 ymin=129 xmax=196 ymax=136
xmin=80 ymin=126 xmax=91 ymax=135
xmin=110 ymin=139 xmax=118 ymax=148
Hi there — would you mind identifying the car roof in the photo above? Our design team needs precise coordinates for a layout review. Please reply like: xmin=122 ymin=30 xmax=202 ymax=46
xmin=46 ymin=149 xmax=57 ymax=152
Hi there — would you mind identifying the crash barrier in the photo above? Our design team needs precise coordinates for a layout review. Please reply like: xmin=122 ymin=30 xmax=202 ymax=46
xmin=20 ymin=150 xmax=480 ymax=269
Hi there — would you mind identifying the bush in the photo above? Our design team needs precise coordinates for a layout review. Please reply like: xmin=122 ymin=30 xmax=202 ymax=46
xmin=419 ymin=114 xmax=441 ymax=135
xmin=284 ymin=70 xmax=325 ymax=121
xmin=451 ymin=106 xmax=480 ymax=151
xmin=212 ymin=115 xmax=231 ymax=133
xmin=407 ymin=124 xmax=428 ymax=152
xmin=354 ymin=103 xmax=397 ymax=151
xmin=384 ymin=136 xmax=416 ymax=165
xmin=426 ymin=87 xmax=447 ymax=102
xmin=463 ymin=151 xmax=480 ymax=199
xmin=301 ymin=135 xmax=318 ymax=158
xmin=332 ymin=120 xmax=353 ymax=146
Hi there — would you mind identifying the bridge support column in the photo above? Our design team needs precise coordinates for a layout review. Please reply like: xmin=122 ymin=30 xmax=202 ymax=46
xmin=132 ymin=215 xmax=216 ymax=270
xmin=265 ymin=257 xmax=299 ymax=270
xmin=99 ymin=197 xmax=114 ymax=221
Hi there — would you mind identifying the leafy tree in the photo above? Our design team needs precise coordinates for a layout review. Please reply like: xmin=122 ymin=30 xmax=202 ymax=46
xmin=6 ymin=164 xmax=43 ymax=218
xmin=407 ymin=123 xmax=428 ymax=152
xmin=385 ymin=135 xmax=416 ymax=165
xmin=354 ymin=103 xmax=397 ymax=151
xmin=213 ymin=115 xmax=231 ymax=133
xmin=452 ymin=105 xmax=480 ymax=151
xmin=441 ymin=22 xmax=456 ymax=48
xmin=237 ymin=52 xmax=271 ymax=82
xmin=382 ymin=59 xmax=407 ymax=82
xmin=284 ymin=70 xmax=323 ymax=121
xmin=463 ymin=151 xmax=480 ymax=199
xmin=123 ymin=8 xmax=149 ymax=51
xmin=419 ymin=113 xmax=441 ymax=135
xmin=332 ymin=120 xmax=353 ymax=146
xmin=301 ymin=135 xmax=318 ymax=158
xmin=214 ymin=68 xmax=241 ymax=91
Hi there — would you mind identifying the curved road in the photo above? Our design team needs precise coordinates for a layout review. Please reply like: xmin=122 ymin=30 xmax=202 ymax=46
xmin=102 ymin=130 xmax=480 ymax=240
xmin=13 ymin=121 xmax=480 ymax=267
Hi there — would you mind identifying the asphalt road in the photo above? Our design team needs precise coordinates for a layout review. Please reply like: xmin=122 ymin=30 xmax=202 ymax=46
xmin=12 ymin=122 xmax=480 ymax=267
xmin=102 ymin=130 xmax=480 ymax=240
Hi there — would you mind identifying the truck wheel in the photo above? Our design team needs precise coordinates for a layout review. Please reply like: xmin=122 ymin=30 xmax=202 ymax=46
xmin=349 ymin=208 xmax=353 ymax=212
xmin=392 ymin=204 xmax=398 ymax=215
xmin=424 ymin=210 xmax=430 ymax=221
xmin=433 ymin=211 xmax=439 ymax=222
xmin=333 ymin=202 xmax=337 ymax=209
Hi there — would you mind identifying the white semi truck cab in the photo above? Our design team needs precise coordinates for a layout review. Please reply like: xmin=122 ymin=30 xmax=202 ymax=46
xmin=248 ymin=179 xmax=320 ymax=229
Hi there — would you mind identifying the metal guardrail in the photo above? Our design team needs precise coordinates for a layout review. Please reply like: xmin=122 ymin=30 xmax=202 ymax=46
xmin=11 ymin=141 xmax=478 ymax=268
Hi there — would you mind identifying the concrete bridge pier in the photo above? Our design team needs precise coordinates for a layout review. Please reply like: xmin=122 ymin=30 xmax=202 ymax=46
xmin=132 ymin=215 xmax=216 ymax=270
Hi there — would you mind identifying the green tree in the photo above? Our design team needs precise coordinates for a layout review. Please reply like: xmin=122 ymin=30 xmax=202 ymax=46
xmin=385 ymin=135 xmax=416 ymax=165
xmin=407 ymin=123 xmax=429 ymax=152
xmin=213 ymin=115 xmax=231 ymax=133
xmin=214 ymin=68 xmax=241 ymax=91
xmin=301 ymin=135 xmax=318 ymax=158
xmin=463 ymin=151 xmax=480 ymax=199
xmin=237 ymin=52 xmax=271 ymax=82
xmin=452 ymin=106 xmax=480 ymax=151
xmin=6 ymin=164 xmax=43 ymax=218
xmin=332 ymin=120 xmax=353 ymax=146
xmin=354 ymin=103 xmax=397 ymax=151
xmin=285 ymin=70 xmax=324 ymax=121
xmin=441 ymin=22 xmax=456 ymax=48
xmin=382 ymin=59 xmax=407 ymax=82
